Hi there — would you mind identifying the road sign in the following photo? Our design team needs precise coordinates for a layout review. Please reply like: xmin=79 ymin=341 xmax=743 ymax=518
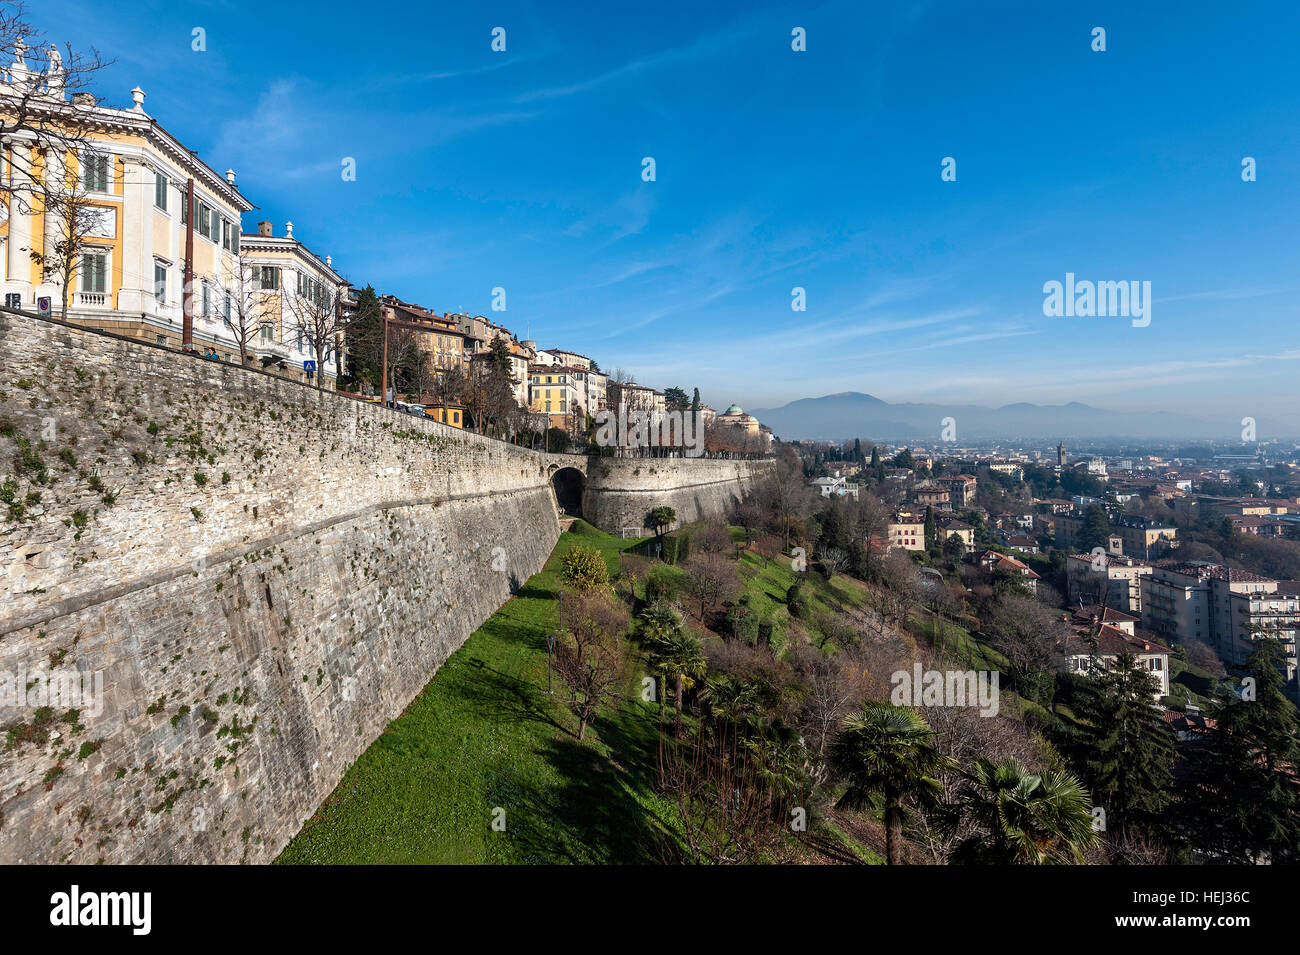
xmin=37 ymin=296 xmax=52 ymax=316
xmin=303 ymin=360 xmax=316 ymax=372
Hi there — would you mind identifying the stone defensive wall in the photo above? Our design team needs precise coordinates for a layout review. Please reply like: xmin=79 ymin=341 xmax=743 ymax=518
xmin=0 ymin=309 xmax=769 ymax=862
xmin=581 ymin=456 xmax=773 ymax=533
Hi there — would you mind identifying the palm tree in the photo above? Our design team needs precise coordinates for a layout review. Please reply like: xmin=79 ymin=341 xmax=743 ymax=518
xmin=648 ymin=629 xmax=706 ymax=737
xmin=828 ymin=702 xmax=951 ymax=864
xmin=639 ymin=605 xmax=682 ymax=717
xmin=699 ymin=675 xmax=765 ymax=732
xmin=649 ymin=505 xmax=677 ymax=550
xmin=951 ymin=756 xmax=1097 ymax=864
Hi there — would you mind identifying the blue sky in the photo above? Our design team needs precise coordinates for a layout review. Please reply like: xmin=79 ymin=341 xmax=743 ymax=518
xmin=38 ymin=0 xmax=1300 ymax=421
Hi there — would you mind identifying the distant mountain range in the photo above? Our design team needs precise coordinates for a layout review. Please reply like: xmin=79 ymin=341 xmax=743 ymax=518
xmin=748 ymin=392 xmax=1260 ymax=442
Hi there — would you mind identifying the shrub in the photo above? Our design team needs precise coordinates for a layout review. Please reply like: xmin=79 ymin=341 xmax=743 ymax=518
xmin=786 ymin=582 xmax=811 ymax=619
xmin=661 ymin=531 xmax=690 ymax=565
xmin=696 ymin=521 xmax=734 ymax=554
xmin=645 ymin=566 xmax=680 ymax=604
xmin=560 ymin=545 xmax=610 ymax=593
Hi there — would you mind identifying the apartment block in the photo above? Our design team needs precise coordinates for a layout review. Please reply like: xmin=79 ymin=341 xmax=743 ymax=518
xmin=1066 ymin=552 xmax=1152 ymax=616
xmin=529 ymin=363 xmax=582 ymax=430
xmin=1141 ymin=561 xmax=1298 ymax=690
xmin=936 ymin=473 xmax=977 ymax=507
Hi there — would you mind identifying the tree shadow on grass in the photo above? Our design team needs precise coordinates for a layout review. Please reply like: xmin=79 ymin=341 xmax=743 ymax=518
xmin=514 ymin=582 xmax=558 ymax=603
xmin=445 ymin=656 xmax=568 ymax=736
xmin=589 ymin=702 xmax=669 ymax=791
xmin=489 ymin=733 xmax=680 ymax=864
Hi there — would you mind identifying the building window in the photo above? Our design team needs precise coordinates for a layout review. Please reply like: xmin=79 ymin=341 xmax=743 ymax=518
xmin=154 ymin=171 xmax=168 ymax=210
xmin=80 ymin=252 xmax=107 ymax=293
xmin=224 ymin=294 xmax=232 ymax=326
xmin=82 ymin=153 xmax=110 ymax=193
xmin=153 ymin=263 xmax=166 ymax=301
xmin=222 ymin=220 xmax=232 ymax=251
xmin=201 ymin=283 xmax=211 ymax=318
xmin=259 ymin=323 xmax=275 ymax=344
xmin=256 ymin=266 xmax=281 ymax=290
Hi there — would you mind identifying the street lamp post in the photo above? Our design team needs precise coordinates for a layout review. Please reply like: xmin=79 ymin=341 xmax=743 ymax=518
xmin=546 ymin=633 xmax=555 ymax=695
xmin=380 ymin=308 xmax=389 ymax=408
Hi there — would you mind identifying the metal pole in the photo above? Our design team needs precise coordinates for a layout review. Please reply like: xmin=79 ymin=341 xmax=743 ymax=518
xmin=547 ymin=633 xmax=555 ymax=694
xmin=182 ymin=178 xmax=195 ymax=351
xmin=380 ymin=309 xmax=389 ymax=408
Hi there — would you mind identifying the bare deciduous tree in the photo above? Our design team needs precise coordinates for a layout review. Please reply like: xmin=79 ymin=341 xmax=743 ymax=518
xmin=685 ymin=551 xmax=742 ymax=623
xmin=27 ymin=155 xmax=102 ymax=320
xmin=213 ymin=258 xmax=265 ymax=368
xmin=790 ymin=642 xmax=867 ymax=786
xmin=552 ymin=590 xmax=629 ymax=742
xmin=284 ymin=279 xmax=345 ymax=389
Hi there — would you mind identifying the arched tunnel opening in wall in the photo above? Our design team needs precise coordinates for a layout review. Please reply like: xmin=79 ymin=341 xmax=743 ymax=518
xmin=551 ymin=466 xmax=585 ymax=518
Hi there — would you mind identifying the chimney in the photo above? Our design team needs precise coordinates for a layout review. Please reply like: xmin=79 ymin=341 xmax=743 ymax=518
xmin=225 ymin=169 xmax=236 ymax=185
xmin=257 ymin=221 xmax=272 ymax=237
xmin=130 ymin=86 xmax=146 ymax=112
xmin=285 ymin=221 xmax=294 ymax=239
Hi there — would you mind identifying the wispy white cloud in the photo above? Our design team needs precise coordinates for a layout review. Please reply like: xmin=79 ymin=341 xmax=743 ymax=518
xmin=563 ymin=188 xmax=656 ymax=242
xmin=1155 ymin=286 xmax=1294 ymax=304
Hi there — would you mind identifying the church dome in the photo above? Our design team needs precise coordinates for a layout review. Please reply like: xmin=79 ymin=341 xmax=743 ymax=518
xmin=723 ymin=403 xmax=744 ymax=415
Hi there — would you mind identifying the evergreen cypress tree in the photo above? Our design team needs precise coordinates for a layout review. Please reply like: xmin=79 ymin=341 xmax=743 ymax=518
xmin=342 ymin=285 xmax=383 ymax=391
xmin=1070 ymin=650 xmax=1176 ymax=842
xmin=487 ymin=334 xmax=514 ymax=379
xmin=1177 ymin=640 xmax=1300 ymax=863
xmin=1079 ymin=503 xmax=1112 ymax=553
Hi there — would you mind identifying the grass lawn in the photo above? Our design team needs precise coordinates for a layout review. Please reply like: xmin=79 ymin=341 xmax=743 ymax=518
xmin=276 ymin=521 xmax=681 ymax=865
xmin=278 ymin=521 xmax=891 ymax=865
xmin=730 ymin=547 xmax=879 ymax=651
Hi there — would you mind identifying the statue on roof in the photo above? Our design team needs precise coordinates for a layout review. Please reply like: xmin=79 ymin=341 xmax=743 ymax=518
xmin=8 ymin=36 xmax=33 ymax=88
xmin=45 ymin=44 xmax=64 ymax=96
